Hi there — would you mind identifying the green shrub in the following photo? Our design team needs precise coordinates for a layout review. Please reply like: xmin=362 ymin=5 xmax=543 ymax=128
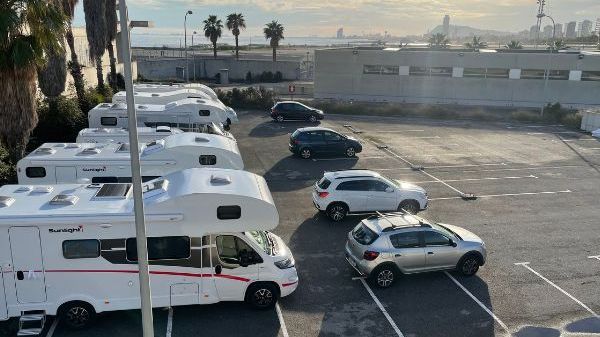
xmin=245 ymin=71 xmax=252 ymax=83
xmin=29 ymin=95 xmax=87 ymax=150
xmin=259 ymin=71 xmax=274 ymax=82
xmin=80 ymin=87 xmax=106 ymax=116
xmin=216 ymin=86 xmax=276 ymax=109
xmin=274 ymin=71 xmax=283 ymax=82
xmin=561 ymin=112 xmax=582 ymax=129
xmin=511 ymin=110 xmax=542 ymax=122
xmin=0 ymin=143 xmax=17 ymax=186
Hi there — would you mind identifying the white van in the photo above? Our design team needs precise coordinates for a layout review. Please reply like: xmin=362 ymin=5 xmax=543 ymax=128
xmin=113 ymin=89 xmax=238 ymax=125
xmin=76 ymin=126 xmax=184 ymax=144
xmin=17 ymin=133 xmax=244 ymax=184
xmin=88 ymin=99 xmax=231 ymax=131
xmin=134 ymin=83 xmax=218 ymax=100
xmin=0 ymin=168 xmax=298 ymax=334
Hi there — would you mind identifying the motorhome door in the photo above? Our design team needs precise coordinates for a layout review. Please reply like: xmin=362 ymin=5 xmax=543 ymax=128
xmin=9 ymin=227 xmax=47 ymax=303
xmin=55 ymin=166 xmax=77 ymax=183
xmin=210 ymin=235 xmax=259 ymax=301
xmin=0 ymin=262 xmax=7 ymax=320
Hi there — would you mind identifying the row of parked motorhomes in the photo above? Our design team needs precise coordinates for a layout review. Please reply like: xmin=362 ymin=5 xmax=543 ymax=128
xmin=0 ymin=84 xmax=298 ymax=335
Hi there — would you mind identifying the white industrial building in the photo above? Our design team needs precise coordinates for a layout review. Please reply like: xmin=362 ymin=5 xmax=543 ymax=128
xmin=314 ymin=47 xmax=600 ymax=108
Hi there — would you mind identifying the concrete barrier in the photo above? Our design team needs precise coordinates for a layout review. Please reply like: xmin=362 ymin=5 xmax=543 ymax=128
xmin=581 ymin=109 xmax=600 ymax=132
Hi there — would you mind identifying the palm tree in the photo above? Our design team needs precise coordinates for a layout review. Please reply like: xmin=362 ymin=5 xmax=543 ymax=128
xmin=264 ymin=21 xmax=285 ymax=62
xmin=83 ymin=0 xmax=107 ymax=90
xmin=226 ymin=13 xmax=246 ymax=60
xmin=428 ymin=33 xmax=449 ymax=49
xmin=37 ymin=47 xmax=67 ymax=113
xmin=505 ymin=40 xmax=523 ymax=50
xmin=105 ymin=0 xmax=118 ymax=91
xmin=465 ymin=36 xmax=487 ymax=50
xmin=0 ymin=1 xmax=66 ymax=162
xmin=547 ymin=39 xmax=567 ymax=51
xmin=203 ymin=15 xmax=223 ymax=59
xmin=61 ymin=0 xmax=86 ymax=110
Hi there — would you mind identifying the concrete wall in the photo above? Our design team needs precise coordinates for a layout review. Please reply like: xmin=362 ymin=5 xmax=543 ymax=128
xmin=581 ymin=110 xmax=600 ymax=131
xmin=314 ymin=48 xmax=600 ymax=108
xmin=136 ymin=57 xmax=301 ymax=82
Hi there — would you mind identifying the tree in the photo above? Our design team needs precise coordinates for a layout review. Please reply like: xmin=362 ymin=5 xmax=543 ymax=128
xmin=428 ymin=33 xmax=449 ymax=49
xmin=465 ymin=36 xmax=487 ymax=50
xmin=61 ymin=0 xmax=86 ymax=111
xmin=203 ymin=15 xmax=223 ymax=59
xmin=264 ymin=20 xmax=284 ymax=62
xmin=0 ymin=0 xmax=66 ymax=162
xmin=505 ymin=40 xmax=523 ymax=50
xmin=83 ymin=0 xmax=107 ymax=90
xmin=105 ymin=0 xmax=118 ymax=92
xmin=226 ymin=13 xmax=246 ymax=60
xmin=547 ymin=39 xmax=567 ymax=51
xmin=37 ymin=46 xmax=67 ymax=113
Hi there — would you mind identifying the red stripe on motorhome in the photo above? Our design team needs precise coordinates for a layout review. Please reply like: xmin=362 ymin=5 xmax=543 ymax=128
xmin=45 ymin=269 xmax=250 ymax=282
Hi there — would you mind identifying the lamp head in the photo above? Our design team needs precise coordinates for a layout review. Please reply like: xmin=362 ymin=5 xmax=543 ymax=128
xmin=187 ymin=10 xmax=193 ymax=15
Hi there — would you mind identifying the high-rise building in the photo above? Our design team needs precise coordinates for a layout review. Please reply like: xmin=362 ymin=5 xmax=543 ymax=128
xmin=336 ymin=27 xmax=344 ymax=39
xmin=554 ymin=23 xmax=563 ymax=38
xmin=581 ymin=20 xmax=593 ymax=37
xmin=443 ymin=15 xmax=450 ymax=37
xmin=566 ymin=21 xmax=577 ymax=39
xmin=530 ymin=25 xmax=539 ymax=40
xmin=543 ymin=25 xmax=553 ymax=38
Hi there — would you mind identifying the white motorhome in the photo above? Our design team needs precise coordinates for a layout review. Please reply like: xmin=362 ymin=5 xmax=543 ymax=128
xmin=88 ymin=99 xmax=231 ymax=131
xmin=0 ymin=168 xmax=298 ymax=333
xmin=76 ymin=126 xmax=184 ymax=144
xmin=17 ymin=133 xmax=244 ymax=184
xmin=113 ymin=89 xmax=238 ymax=125
xmin=134 ymin=83 xmax=218 ymax=100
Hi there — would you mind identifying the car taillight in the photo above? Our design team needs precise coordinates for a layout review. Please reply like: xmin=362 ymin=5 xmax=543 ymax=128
xmin=293 ymin=139 xmax=300 ymax=144
xmin=363 ymin=251 xmax=380 ymax=261
xmin=317 ymin=191 xmax=329 ymax=198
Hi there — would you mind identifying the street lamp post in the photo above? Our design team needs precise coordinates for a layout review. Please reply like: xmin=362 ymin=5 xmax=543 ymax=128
xmin=184 ymin=10 xmax=193 ymax=82
xmin=192 ymin=31 xmax=197 ymax=81
xmin=537 ymin=13 xmax=556 ymax=116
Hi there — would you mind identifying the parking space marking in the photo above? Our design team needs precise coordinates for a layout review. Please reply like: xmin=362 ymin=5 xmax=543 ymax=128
xmin=413 ymin=175 xmax=538 ymax=184
xmin=359 ymin=279 xmax=405 ymax=337
xmin=588 ymin=255 xmax=600 ymax=261
xmin=444 ymin=272 xmax=510 ymax=332
xmin=429 ymin=189 xmax=572 ymax=201
xmin=527 ymin=131 xmax=582 ymax=135
xmin=311 ymin=155 xmax=387 ymax=161
xmin=374 ymin=163 xmax=508 ymax=171
xmin=515 ymin=262 xmax=599 ymax=317
xmin=275 ymin=303 xmax=290 ymax=337
xmin=46 ymin=318 xmax=59 ymax=337
xmin=375 ymin=130 xmax=425 ymax=133
xmin=459 ymin=165 xmax=584 ymax=173
xmin=166 ymin=307 xmax=173 ymax=337
xmin=561 ymin=138 xmax=598 ymax=142
xmin=406 ymin=152 xmax=483 ymax=157
xmin=507 ymin=124 xmax=564 ymax=129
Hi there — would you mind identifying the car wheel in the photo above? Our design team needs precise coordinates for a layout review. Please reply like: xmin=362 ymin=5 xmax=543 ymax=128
xmin=60 ymin=302 xmax=96 ymax=330
xmin=300 ymin=147 xmax=312 ymax=159
xmin=345 ymin=147 xmax=356 ymax=157
xmin=246 ymin=283 xmax=278 ymax=310
xmin=326 ymin=203 xmax=348 ymax=222
xmin=308 ymin=115 xmax=317 ymax=123
xmin=458 ymin=255 xmax=480 ymax=276
xmin=398 ymin=200 xmax=420 ymax=214
xmin=276 ymin=115 xmax=285 ymax=122
xmin=369 ymin=264 xmax=397 ymax=288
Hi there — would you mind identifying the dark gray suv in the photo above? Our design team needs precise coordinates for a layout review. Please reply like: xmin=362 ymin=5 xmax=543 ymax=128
xmin=289 ymin=127 xmax=362 ymax=159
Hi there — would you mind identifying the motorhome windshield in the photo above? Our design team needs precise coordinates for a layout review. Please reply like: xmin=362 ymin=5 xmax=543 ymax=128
xmin=246 ymin=230 xmax=274 ymax=256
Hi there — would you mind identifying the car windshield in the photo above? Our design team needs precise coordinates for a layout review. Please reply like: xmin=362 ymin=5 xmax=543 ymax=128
xmin=430 ymin=223 xmax=461 ymax=240
xmin=246 ymin=230 xmax=274 ymax=255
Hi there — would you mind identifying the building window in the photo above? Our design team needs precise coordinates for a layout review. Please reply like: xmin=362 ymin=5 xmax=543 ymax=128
xmin=364 ymin=65 xmax=399 ymax=75
xmin=199 ymin=155 xmax=217 ymax=165
xmin=547 ymin=70 xmax=569 ymax=80
xmin=126 ymin=236 xmax=190 ymax=261
xmin=521 ymin=69 xmax=546 ymax=79
xmin=486 ymin=68 xmax=510 ymax=78
xmin=409 ymin=66 xmax=429 ymax=76
xmin=463 ymin=68 xmax=487 ymax=78
xmin=199 ymin=110 xmax=211 ymax=116
xmin=363 ymin=65 xmax=383 ymax=74
xmin=100 ymin=117 xmax=117 ymax=126
xmin=217 ymin=205 xmax=241 ymax=220
xmin=381 ymin=65 xmax=399 ymax=75
xmin=25 ymin=167 xmax=46 ymax=178
xmin=429 ymin=67 xmax=452 ymax=77
xmin=581 ymin=71 xmax=600 ymax=81
xmin=63 ymin=240 xmax=100 ymax=259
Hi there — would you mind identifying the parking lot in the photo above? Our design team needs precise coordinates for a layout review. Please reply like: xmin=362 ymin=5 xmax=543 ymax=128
xmin=5 ymin=110 xmax=600 ymax=337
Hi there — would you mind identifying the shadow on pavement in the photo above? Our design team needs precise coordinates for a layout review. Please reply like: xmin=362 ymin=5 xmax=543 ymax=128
xmin=249 ymin=120 xmax=320 ymax=138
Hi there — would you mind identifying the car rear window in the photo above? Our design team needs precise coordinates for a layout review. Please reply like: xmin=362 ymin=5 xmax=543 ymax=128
xmin=317 ymin=177 xmax=331 ymax=189
xmin=352 ymin=223 xmax=379 ymax=245
xmin=291 ymin=130 xmax=301 ymax=139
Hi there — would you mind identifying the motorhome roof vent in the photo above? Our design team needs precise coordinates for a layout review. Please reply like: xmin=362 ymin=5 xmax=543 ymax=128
xmin=65 ymin=143 xmax=81 ymax=149
xmin=138 ymin=105 xmax=148 ymax=109
xmin=78 ymin=147 xmax=101 ymax=155
xmin=151 ymin=93 xmax=160 ymax=97
xmin=15 ymin=186 xmax=32 ymax=193
xmin=165 ymin=102 xmax=178 ymax=109
xmin=156 ymin=126 xmax=171 ymax=132
xmin=54 ymin=143 xmax=66 ymax=147
xmin=31 ymin=186 xmax=53 ymax=194
xmin=100 ymin=103 xmax=112 ymax=108
xmin=143 ymin=179 xmax=169 ymax=198
xmin=33 ymin=147 xmax=56 ymax=155
xmin=116 ymin=143 xmax=130 ymax=152
xmin=111 ymin=103 xmax=127 ymax=109
xmin=196 ymin=99 xmax=206 ymax=104
xmin=50 ymin=194 xmax=79 ymax=205
xmin=194 ymin=136 xmax=210 ymax=143
xmin=94 ymin=183 xmax=132 ymax=199
xmin=95 ymin=128 xmax=111 ymax=133
xmin=0 ymin=196 xmax=15 ymax=208
xmin=210 ymin=175 xmax=231 ymax=186
xmin=142 ymin=140 xmax=164 ymax=156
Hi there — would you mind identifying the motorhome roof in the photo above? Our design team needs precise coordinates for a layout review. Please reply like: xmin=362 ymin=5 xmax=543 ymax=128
xmin=78 ymin=127 xmax=181 ymax=136
xmin=94 ymin=98 xmax=224 ymax=112
xmin=0 ymin=168 xmax=275 ymax=224
xmin=114 ymin=89 xmax=213 ymax=100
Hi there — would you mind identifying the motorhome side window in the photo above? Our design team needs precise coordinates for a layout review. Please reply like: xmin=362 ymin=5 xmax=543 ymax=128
xmin=126 ymin=236 xmax=190 ymax=261
xmin=216 ymin=235 xmax=254 ymax=265
xmin=100 ymin=117 xmax=117 ymax=126
xmin=62 ymin=240 xmax=100 ymax=259
xmin=199 ymin=109 xmax=210 ymax=116
xmin=92 ymin=176 xmax=118 ymax=183
xmin=217 ymin=205 xmax=241 ymax=220
xmin=25 ymin=167 xmax=46 ymax=178
xmin=199 ymin=155 xmax=217 ymax=165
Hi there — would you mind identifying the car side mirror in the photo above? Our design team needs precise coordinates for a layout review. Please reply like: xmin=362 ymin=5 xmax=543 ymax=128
xmin=450 ymin=240 xmax=457 ymax=247
xmin=385 ymin=187 xmax=394 ymax=193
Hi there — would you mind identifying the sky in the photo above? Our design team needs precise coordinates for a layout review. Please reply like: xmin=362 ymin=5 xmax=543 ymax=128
xmin=73 ymin=0 xmax=600 ymax=38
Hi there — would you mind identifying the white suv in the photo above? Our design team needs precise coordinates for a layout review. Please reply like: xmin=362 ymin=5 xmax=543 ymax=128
xmin=312 ymin=170 xmax=428 ymax=221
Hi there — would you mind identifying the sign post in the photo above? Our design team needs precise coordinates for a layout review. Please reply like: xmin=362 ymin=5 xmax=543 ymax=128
xmin=289 ymin=84 xmax=296 ymax=100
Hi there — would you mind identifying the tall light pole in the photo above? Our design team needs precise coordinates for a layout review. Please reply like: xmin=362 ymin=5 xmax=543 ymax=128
xmin=538 ymin=12 xmax=556 ymax=116
xmin=117 ymin=2 xmax=154 ymax=337
xmin=184 ymin=10 xmax=193 ymax=82
xmin=192 ymin=31 xmax=197 ymax=81
xmin=535 ymin=0 xmax=546 ymax=49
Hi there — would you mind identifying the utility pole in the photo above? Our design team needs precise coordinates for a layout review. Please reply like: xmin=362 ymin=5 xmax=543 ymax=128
xmin=535 ymin=0 xmax=546 ymax=49
xmin=184 ymin=10 xmax=193 ymax=82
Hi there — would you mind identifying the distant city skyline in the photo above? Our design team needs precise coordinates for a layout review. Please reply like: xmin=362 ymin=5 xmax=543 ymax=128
xmin=72 ymin=0 xmax=600 ymax=38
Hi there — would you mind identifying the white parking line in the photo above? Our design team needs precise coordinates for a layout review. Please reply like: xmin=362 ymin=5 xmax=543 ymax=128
xmin=515 ymin=262 xmax=599 ymax=317
xmin=444 ymin=272 xmax=510 ymax=332
xmin=587 ymin=255 xmax=600 ymax=261
xmin=406 ymin=153 xmax=483 ymax=157
xmin=561 ymin=138 xmax=598 ymax=142
xmin=275 ymin=303 xmax=290 ymax=337
xmin=429 ymin=189 xmax=572 ymax=201
xmin=459 ymin=165 xmax=584 ymax=173
xmin=46 ymin=318 xmax=60 ymax=337
xmin=527 ymin=131 xmax=581 ymax=135
xmin=375 ymin=130 xmax=425 ymax=133
xmin=403 ymin=136 xmax=441 ymax=139
xmin=413 ymin=175 xmax=538 ymax=184
xmin=374 ymin=163 xmax=508 ymax=171
xmin=359 ymin=278 xmax=405 ymax=337
xmin=166 ymin=307 xmax=173 ymax=337
xmin=507 ymin=124 xmax=563 ymax=129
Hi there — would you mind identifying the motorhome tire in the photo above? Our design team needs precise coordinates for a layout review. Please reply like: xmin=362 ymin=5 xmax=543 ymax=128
xmin=246 ymin=283 xmax=278 ymax=309
xmin=59 ymin=301 xmax=96 ymax=329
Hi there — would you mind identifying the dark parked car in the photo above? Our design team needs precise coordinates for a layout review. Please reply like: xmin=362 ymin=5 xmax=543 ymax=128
xmin=289 ymin=127 xmax=362 ymax=159
xmin=271 ymin=101 xmax=324 ymax=123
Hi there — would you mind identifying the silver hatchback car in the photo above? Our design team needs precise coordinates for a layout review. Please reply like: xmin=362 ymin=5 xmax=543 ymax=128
xmin=345 ymin=212 xmax=486 ymax=288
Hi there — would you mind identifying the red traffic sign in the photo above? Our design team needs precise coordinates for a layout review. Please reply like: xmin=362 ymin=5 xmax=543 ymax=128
xmin=288 ymin=85 xmax=296 ymax=93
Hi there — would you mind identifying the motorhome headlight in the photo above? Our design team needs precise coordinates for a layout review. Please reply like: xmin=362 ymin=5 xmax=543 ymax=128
xmin=274 ymin=257 xmax=295 ymax=269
